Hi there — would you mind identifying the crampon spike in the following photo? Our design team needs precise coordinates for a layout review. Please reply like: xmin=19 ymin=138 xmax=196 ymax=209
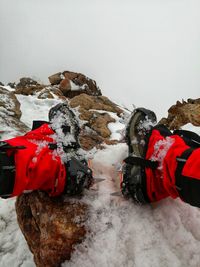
xmin=110 ymin=191 xmax=122 ymax=197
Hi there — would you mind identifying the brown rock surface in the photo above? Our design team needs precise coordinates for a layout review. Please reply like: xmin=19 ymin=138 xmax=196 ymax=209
xmin=16 ymin=191 xmax=88 ymax=267
xmin=37 ymin=88 xmax=54 ymax=99
xmin=0 ymin=87 xmax=29 ymax=134
xmin=15 ymin=85 xmax=45 ymax=96
xmin=16 ymin=77 xmax=39 ymax=88
xmin=69 ymin=93 xmax=122 ymax=142
xmin=48 ymin=71 xmax=102 ymax=98
xmin=70 ymin=93 xmax=122 ymax=115
xmin=48 ymin=72 xmax=62 ymax=85
xmin=59 ymin=78 xmax=71 ymax=94
xmin=0 ymin=87 xmax=21 ymax=119
xmin=79 ymin=132 xmax=117 ymax=150
xmin=90 ymin=112 xmax=115 ymax=138
xmin=14 ymin=77 xmax=45 ymax=95
xmin=62 ymin=71 xmax=101 ymax=96
xmin=159 ymin=98 xmax=200 ymax=129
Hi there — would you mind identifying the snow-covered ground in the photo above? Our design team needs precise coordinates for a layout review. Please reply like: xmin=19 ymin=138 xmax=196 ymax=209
xmin=0 ymin=93 xmax=200 ymax=267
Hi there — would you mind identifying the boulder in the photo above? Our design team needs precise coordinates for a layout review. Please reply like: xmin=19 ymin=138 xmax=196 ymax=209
xmin=7 ymin=82 xmax=16 ymax=88
xmin=14 ymin=77 xmax=48 ymax=96
xmin=37 ymin=87 xmax=65 ymax=100
xmin=15 ymin=85 xmax=45 ymax=96
xmin=89 ymin=112 xmax=115 ymax=138
xmin=48 ymin=71 xmax=102 ymax=98
xmin=70 ymin=93 xmax=122 ymax=115
xmin=79 ymin=132 xmax=118 ymax=150
xmin=16 ymin=77 xmax=40 ymax=88
xmin=16 ymin=191 xmax=87 ymax=267
xmin=59 ymin=78 xmax=71 ymax=94
xmin=69 ymin=93 xmax=122 ymax=142
xmin=0 ymin=87 xmax=21 ymax=119
xmin=159 ymin=98 xmax=200 ymax=129
xmin=48 ymin=72 xmax=62 ymax=85
xmin=62 ymin=71 xmax=101 ymax=97
xmin=0 ymin=87 xmax=29 ymax=134
xmin=37 ymin=88 xmax=54 ymax=99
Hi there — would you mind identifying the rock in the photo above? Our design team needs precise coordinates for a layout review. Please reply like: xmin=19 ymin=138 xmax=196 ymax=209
xmin=79 ymin=132 xmax=117 ymax=150
xmin=90 ymin=112 xmax=115 ymax=138
xmin=0 ymin=82 xmax=4 ymax=86
xmin=37 ymin=88 xmax=54 ymax=99
xmin=15 ymin=77 xmax=45 ymax=95
xmin=48 ymin=72 xmax=62 ymax=85
xmin=16 ymin=77 xmax=39 ymax=88
xmin=0 ymin=87 xmax=29 ymax=134
xmin=15 ymin=84 xmax=45 ymax=96
xmin=69 ymin=93 xmax=122 ymax=142
xmin=7 ymin=82 xmax=16 ymax=88
xmin=55 ymin=71 xmax=102 ymax=98
xmin=59 ymin=78 xmax=71 ymax=94
xmin=159 ymin=98 xmax=200 ymax=129
xmin=16 ymin=191 xmax=87 ymax=267
xmin=0 ymin=87 xmax=21 ymax=119
xmin=70 ymin=93 xmax=122 ymax=115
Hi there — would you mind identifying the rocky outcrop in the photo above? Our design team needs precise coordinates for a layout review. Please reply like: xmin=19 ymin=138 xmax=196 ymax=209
xmin=0 ymin=82 xmax=4 ymax=86
xmin=16 ymin=77 xmax=40 ymax=88
xmin=16 ymin=191 xmax=87 ymax=267
xmin=70 ymin=94 xmax=122 ymax=115
xmin=48 ymin=71 xmax=102 ymax=98
xmin=15 ymin=77 xmax=45 ymax=95
xmin=0 ymin=87 xmax=29 ymax=133
xmin=69 ymin=93 xmax=123 ymax=144
xmin=159 ymin=98 xmax=200 ymax=129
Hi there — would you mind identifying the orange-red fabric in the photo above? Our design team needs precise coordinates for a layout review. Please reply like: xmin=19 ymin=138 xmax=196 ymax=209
xmin=145 ymin=129 xmax=190 ymax=202
xmin=5 ymin=123 xmax=66 ymax=197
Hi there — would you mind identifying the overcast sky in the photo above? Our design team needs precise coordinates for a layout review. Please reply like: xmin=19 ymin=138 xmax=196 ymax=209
xmin=0 ymin=0 xmax=200 ymax=118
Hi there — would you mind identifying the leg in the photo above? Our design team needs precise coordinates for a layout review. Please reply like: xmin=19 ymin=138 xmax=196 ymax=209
xmin=122 ymin=108 xmax=200 ymax=208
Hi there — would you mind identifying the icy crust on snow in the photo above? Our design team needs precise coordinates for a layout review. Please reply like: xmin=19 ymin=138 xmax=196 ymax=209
xmin=0 ymin=198 xmax=33 ymax=267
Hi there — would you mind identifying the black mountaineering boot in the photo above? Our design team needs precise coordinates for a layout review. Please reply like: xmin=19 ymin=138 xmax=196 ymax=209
xmin=48 ymin=102 xmax=81 ymax=152
xmin=49 ymin=103 xmax=94 ymax=196
xmin=121 ymin=108 xmax=157 ymax=204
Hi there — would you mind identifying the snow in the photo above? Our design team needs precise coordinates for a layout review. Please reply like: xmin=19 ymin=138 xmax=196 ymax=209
xmin=0 ymin=94 xmax=200 ymax=267
xmin=16 ymin=94 xmax=62 ymax=128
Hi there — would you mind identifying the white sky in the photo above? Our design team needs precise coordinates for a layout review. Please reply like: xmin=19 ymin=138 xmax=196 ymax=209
xmin=0 ymin=0 xmax=200 ymax=118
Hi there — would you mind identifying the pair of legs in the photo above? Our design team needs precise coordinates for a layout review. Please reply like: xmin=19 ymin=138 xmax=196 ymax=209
xmin=122 ymin=108 xmax=200 ymax=208
xmin=1 ymin=103 xmax=200 ymax=209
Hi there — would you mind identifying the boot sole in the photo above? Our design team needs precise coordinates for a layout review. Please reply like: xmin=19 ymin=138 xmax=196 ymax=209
xmin=125 ymin=108 xmax=157 ymax=156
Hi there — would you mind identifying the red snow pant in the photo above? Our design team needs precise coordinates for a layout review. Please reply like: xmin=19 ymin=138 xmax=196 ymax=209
xmin=145 ymin=126 xmax=200 ymax=207
xmin=1 ymin=123 xmax=66 ymax=198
